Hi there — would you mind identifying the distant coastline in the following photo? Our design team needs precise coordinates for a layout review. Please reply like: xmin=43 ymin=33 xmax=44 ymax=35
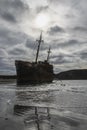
xmin=54 ymin=69 xmax=87 ymax=80
xmin=0 ymin=69 xmax=87 ymax=80
xmin=0 ymin=75 xmax=16 ymax=79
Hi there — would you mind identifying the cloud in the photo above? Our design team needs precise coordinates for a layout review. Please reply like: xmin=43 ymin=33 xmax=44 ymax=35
xmin=0 ymin=0 xmax=87 ymax=74
xmin=1 ymin=12 xmax=17 ymax=23
xmin=9 ymin=47 xmax=27 ymax=56
xmin=0 ymin=0 xmax=29 ymax=23
xmin=50 ymin=52 xmax=78 ymax=68
xmin=48 ymin=25 xmax=65 ymax=35
xmin=36 ymin=6 xmax=49 ymax=14
xmin=47 ymin=0 xmax=87 ymax=30
xmin=0 ymin=48 xmax=8 ymax=58
xmin=26 ymin=40 xmax=48 ymax=53
xmin=80 ymin=52 xmax=87 ymax=59
xmin=26 ymin=38 xmax=36 ymax=49
xmin=74 ymin=48 xmax=87 ymax=60
xmin=8 ymin=40 xmax=36 ymax=60
xmin=0 ymin=57 xmax=15 ymax=75
xmin=73 ymin=26 xmax=87 ymax=32
xmin=49 ymin=39 xmax=80 ymax=51
xmin=27 ymin=0 xmax=48 ymax=9
xmin=62 ymin=39 xmax=79 ymax=47
xmin=0 ymin=27 xmax=27 ymax=48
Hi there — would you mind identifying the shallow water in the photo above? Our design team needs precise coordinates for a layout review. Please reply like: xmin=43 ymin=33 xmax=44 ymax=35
xmin=0 ymin=80 xmax=87 ymax=130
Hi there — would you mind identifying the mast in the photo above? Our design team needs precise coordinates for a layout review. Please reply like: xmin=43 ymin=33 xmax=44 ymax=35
xmin=47 ymin=47 xmax=51 ymax=62
xmin=35 ymin=32 xmax=43 ymax=63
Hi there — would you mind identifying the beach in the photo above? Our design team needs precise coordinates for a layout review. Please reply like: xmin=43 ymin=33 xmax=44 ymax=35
xmin=0 ymin=80 xmax=87 ymax=130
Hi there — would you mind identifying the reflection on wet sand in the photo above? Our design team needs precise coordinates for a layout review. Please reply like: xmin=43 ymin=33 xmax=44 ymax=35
xmin=0 ymin=80 xmax=87 ymax=130
xmin=14 ymin=104 xmax=87 ymax=130
xmin=13 ymin=86 xmax=87 ymax=130
xmin=14 ymin=88 xmax=52 ymax=130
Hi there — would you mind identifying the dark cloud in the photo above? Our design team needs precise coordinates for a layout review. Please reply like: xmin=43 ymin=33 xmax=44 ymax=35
xmin=26 ymin=39 xmax=36 ymax=49
xmin=0 ymin=57 xmax=15 ymax=74
xmin=26 ymin=37 xmax=48 ymax=51
xmin=74 ymin=49 xmax=87 ymax=60
xmin=0 ymin=27 xmax=27 ymax=48
xmin=9 ymin=48 xmax=27 ymax=56
xmin=0 ymin=0 xmax=29 ymax=23
xmin=65 ymin=39 xmax=79 ymax=47
xmin=48 ymin=25 xmax=65 ymax=35
xmin=50 ymin=39 xmax=79 ymax=50
xmin=65 ymin=13 xmax=75 ymax=18
xmin=1 ymin=12 xmax=17 ymax=23
xmin=7 ymin=36 xmax=36 ymax=59
xmin=36 ymin=6 xmax=49 ymax=14
xmin=80 ymin=52 xmax=87 ymax=59
xmin=73 ymin=26 xmax=87 ymax=32
xmin=51 ymin=54 xmax=73 ymax=65
xmin=0 ymin=48 xmax=8 ymax=58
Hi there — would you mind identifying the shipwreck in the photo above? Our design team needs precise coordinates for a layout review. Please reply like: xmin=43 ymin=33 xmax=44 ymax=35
xmin=15 ymin=32 xmax=54 ymax=85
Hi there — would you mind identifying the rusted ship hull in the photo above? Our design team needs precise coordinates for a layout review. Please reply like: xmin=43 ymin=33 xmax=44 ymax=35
xmin=15 ymin=60 xmax=53 ymax=85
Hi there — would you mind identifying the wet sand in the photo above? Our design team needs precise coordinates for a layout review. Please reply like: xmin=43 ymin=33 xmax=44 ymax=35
xmin=0 ymin=80 xmax=87 ymax=130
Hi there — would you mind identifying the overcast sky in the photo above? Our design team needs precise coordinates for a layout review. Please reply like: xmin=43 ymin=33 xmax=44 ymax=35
xmin=0 ymin=0 xmax=87 ymax=74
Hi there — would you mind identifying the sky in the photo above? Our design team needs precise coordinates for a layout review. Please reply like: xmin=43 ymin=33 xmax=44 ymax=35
xmin=0 ymin=0 xmax=87 ymax=74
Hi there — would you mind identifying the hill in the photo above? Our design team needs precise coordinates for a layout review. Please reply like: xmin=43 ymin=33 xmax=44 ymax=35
xmin=0 ymin=75 xmax=16 ymax=79
xmin=54 ymin=69 xmax=87 ymax=80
